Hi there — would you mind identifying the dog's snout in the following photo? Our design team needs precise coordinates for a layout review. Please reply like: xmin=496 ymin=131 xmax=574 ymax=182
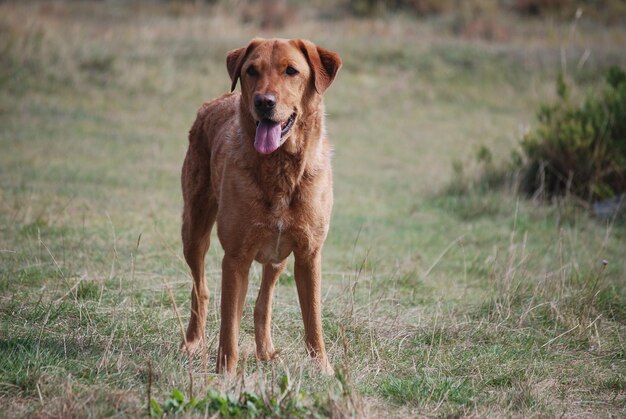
xmin=253 ymin=94 xmax=276 ymax=113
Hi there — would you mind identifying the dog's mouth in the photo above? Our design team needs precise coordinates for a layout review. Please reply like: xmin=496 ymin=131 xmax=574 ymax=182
xmin=254 ymin=113 xmax=296 ymax=154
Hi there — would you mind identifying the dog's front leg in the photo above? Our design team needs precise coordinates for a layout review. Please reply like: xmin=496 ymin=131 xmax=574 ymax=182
xmin=294 ymin=249 xmax=333 ymax=375
xmin=217 ymin=253 xmax=251 ymax=375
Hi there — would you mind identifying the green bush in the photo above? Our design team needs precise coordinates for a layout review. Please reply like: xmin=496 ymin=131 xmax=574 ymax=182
xmin=519 ymin=66 xmax=626 ymax=202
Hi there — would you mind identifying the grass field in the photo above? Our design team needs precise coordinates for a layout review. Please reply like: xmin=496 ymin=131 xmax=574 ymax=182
xmin=1 ymin=2 xmax=625 ymax=417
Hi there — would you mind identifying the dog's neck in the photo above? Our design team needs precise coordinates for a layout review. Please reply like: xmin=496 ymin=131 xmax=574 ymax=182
xmin=238 ymin=97 xmax=328 ymax=205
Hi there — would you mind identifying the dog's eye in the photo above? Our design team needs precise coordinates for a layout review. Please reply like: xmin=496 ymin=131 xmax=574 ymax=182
xmin=246 ymin=66 xmax=259 ymax=77
xmin=285 ymin=66 xmax=298 ymax=76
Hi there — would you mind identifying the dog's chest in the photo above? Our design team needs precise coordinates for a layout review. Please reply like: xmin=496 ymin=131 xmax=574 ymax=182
xmin=252 ymin=173 xmax=298 ymax=264
xmin=254 ymin=217 xmax=294 ymax=264
xmin=253 ymin=190 xmax=317 ymax=264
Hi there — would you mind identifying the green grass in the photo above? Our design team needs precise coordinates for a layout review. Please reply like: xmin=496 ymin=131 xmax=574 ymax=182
xmin=1 ymin=2 xmax=625 ymax=417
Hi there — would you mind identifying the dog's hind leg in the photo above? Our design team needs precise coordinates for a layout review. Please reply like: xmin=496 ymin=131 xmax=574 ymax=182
xmin=181 ymin=203 xmax=216 ymax=353
xmin=181 ymin=147 xmax=217 ymax=354
xmin=254 ymin=260 xmax=287 ymax=361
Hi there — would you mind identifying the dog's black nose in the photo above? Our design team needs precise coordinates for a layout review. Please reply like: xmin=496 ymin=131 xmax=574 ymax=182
xmin=254 ymin=94 xmax=276 ymax=112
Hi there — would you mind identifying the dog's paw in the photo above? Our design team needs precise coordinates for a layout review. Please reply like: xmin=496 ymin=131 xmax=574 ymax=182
xmin=256 ymin=348 xmax=281 ymax=361
xmin=180 ymin=338 xmax=203 ymax=356
xmin=315 ymin=358 xmax=334 ymax=376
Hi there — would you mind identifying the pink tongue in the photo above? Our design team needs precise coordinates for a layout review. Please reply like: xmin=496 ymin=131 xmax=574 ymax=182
xmin=254 ymin=120 xmax=282 ymax=154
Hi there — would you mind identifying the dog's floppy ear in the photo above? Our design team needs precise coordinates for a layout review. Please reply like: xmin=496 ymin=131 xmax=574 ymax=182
xmin=226 ymin=39 xmax=262 ymax=92
xmin=295 ymin=39 xmax=342 ymax=94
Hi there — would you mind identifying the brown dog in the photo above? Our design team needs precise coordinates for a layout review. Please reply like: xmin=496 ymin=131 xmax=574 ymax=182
xmin=180 ymin=38 xmax=341 ymax=375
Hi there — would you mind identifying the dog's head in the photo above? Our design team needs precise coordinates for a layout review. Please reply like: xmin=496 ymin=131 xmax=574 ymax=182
xmin=226 ymin=38 xmax=341 ymax=155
